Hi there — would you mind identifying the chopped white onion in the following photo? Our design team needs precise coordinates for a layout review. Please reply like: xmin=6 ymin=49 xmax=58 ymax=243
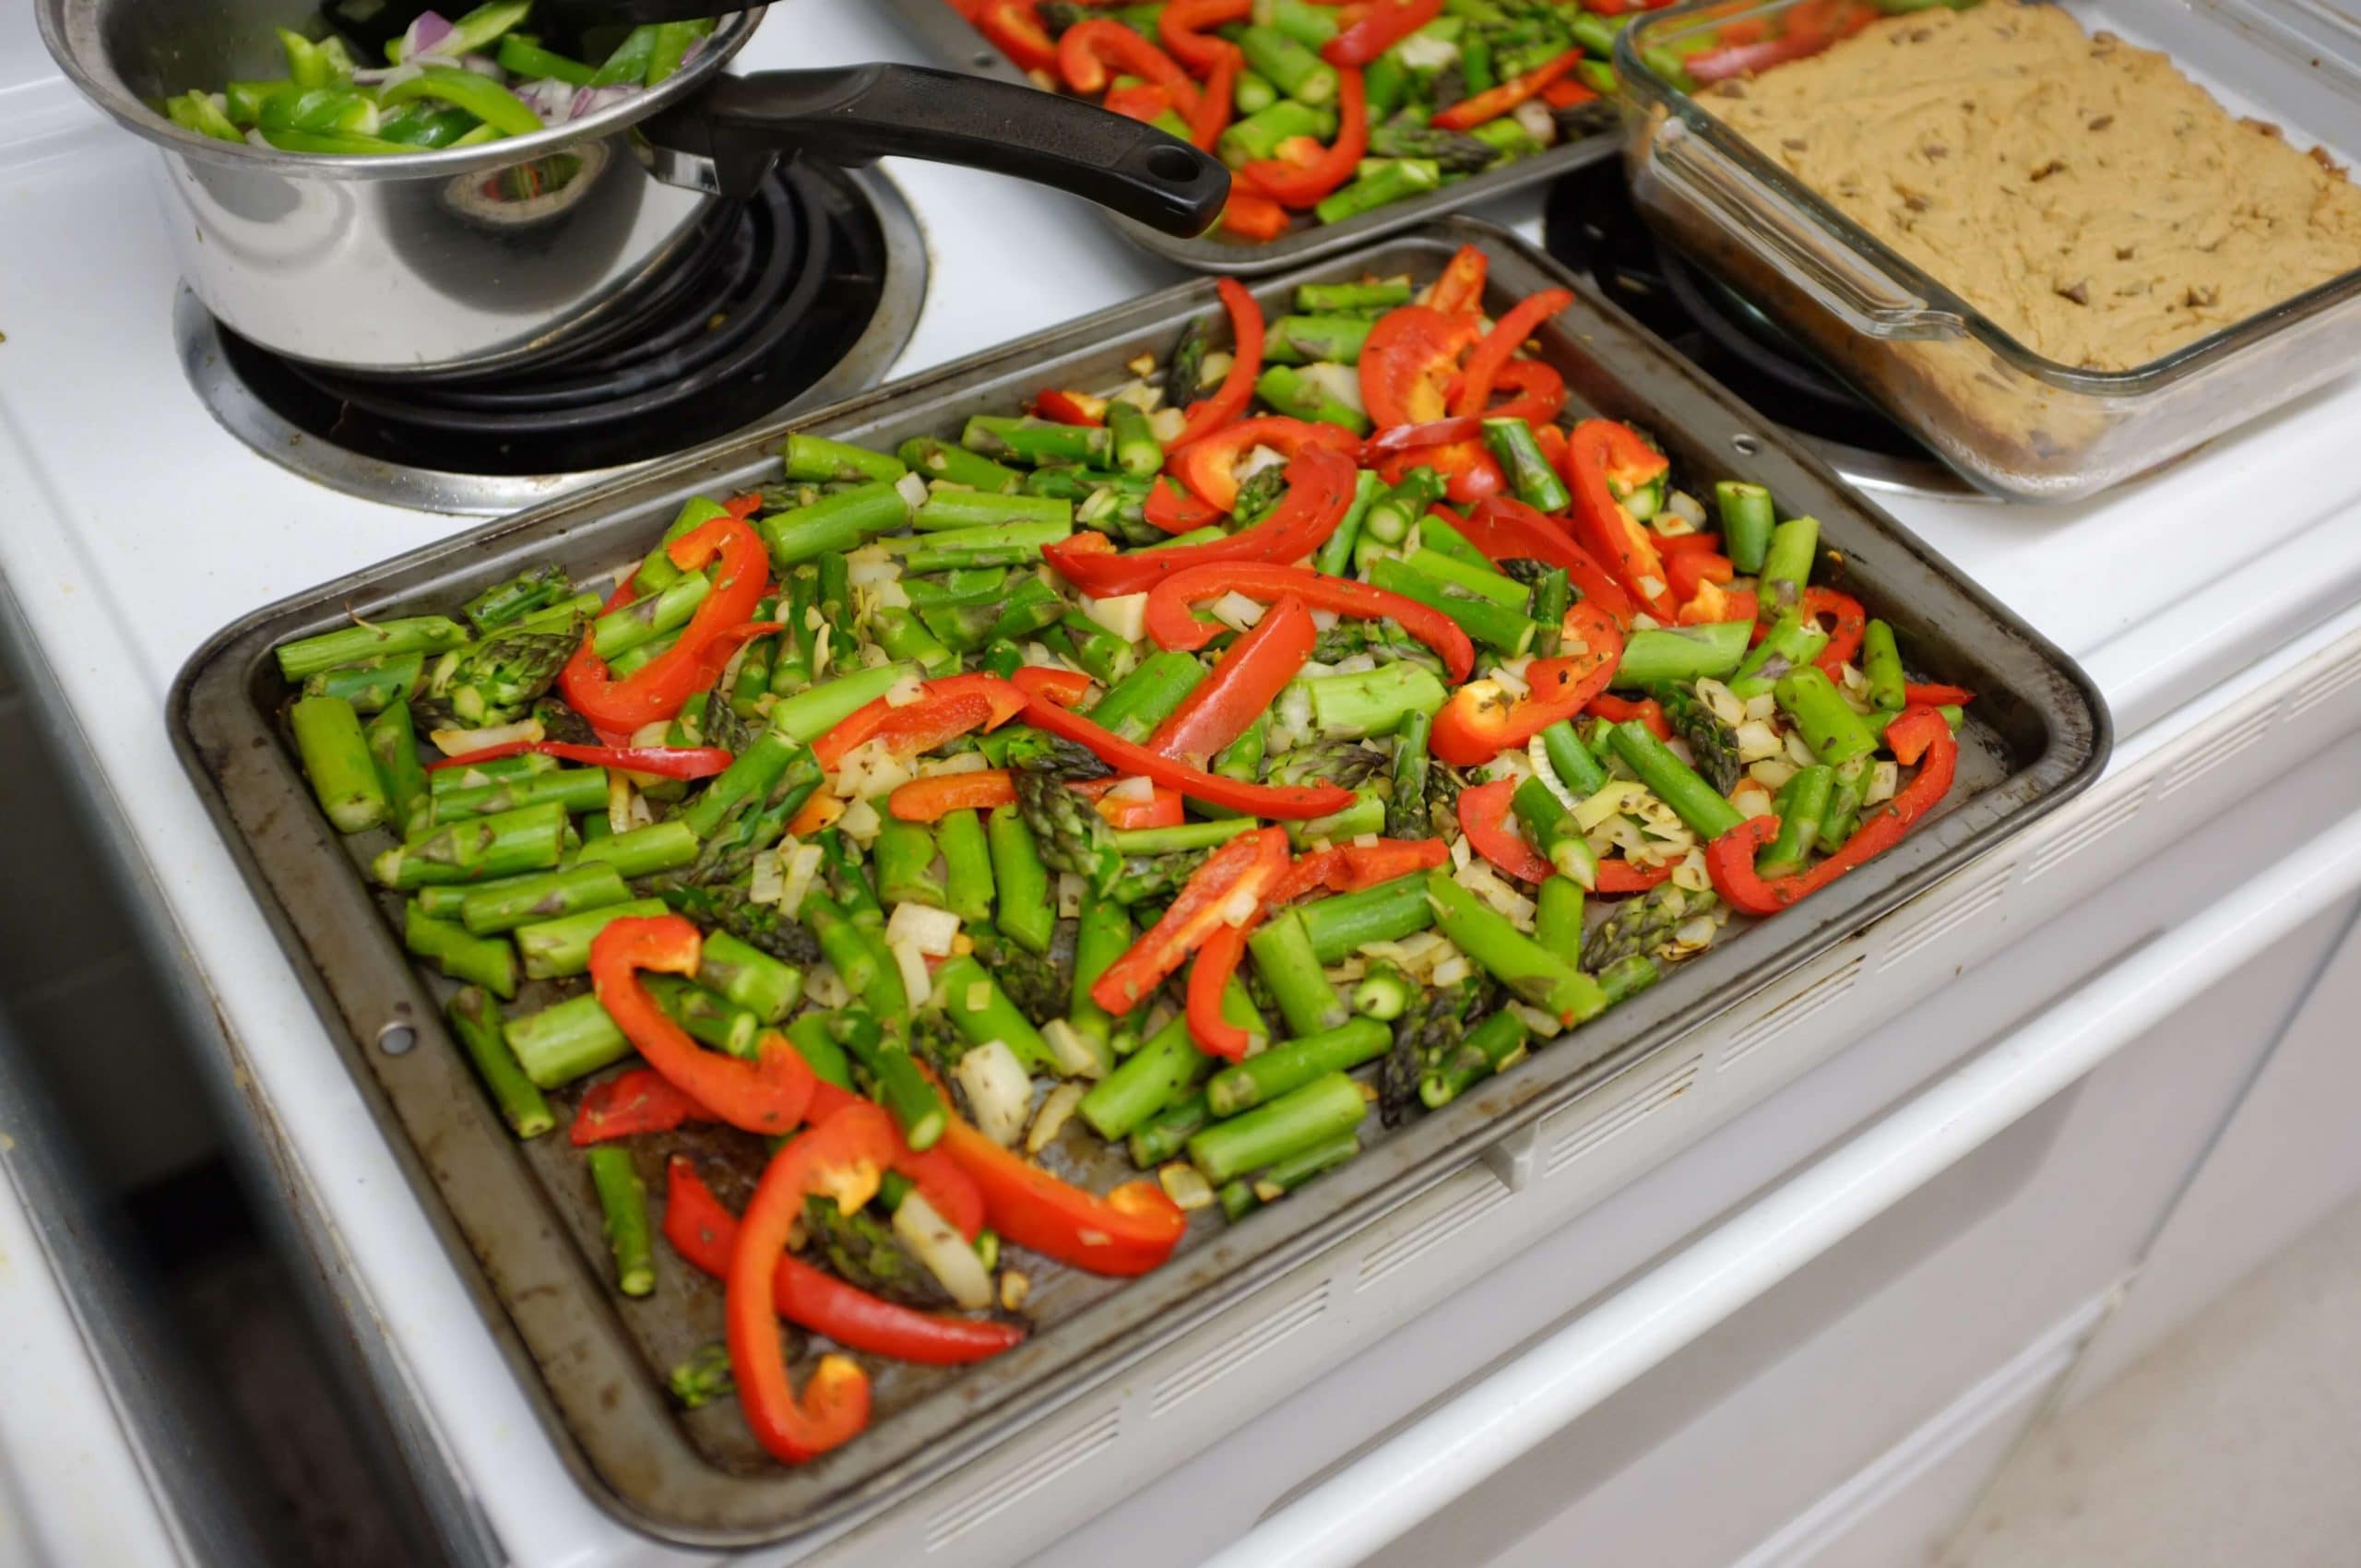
xmin=884 ymin=671 xmax=926 ymax=707
xmin=1083 ymin=592 xmax=1149 ymax=642
xmin=568 ymin=83 xmax=642 ymax=121
xmin=1734 ymin=719 xmax=1784 ymax=763
xmin=887 ymin=900 xmax=963 ymax=956
xmin=1210 ymin=591 xmax=1266 ymax=632
xmin=807 ymin=965 xmax=849 ymax=1008
xmin=749 ymin=848 xmax=788 ymax=905
xmin=887 ymin=936 xmax=934 ymax=1007
xmin=1149 ymin=406 xmax=1189 ymax=443
xmin=777 ymin=841 xmax=825 ymax=913
xmin=837 ymin=795 xmax=883 ymax=846
xmin=1513 ymin=98 xmax=1558 ymax=146
xmin=1027 ymin=1082 xmax=1087 ymax=1154
xmin=1672 ymin=850 xmax=1713 ymax=892
xmin=895 ymin=471 xmax=931 ymax=511
xmin=1105 ymin=775 xmax=1155 ymax=803
xmin=1057 ymin=872 xmax=1086 ymax=919
xmin=1696 ymin=677 xmax=1745 ymax=727
xmin=1039 ymin=1018 xmax=1106 ymax=1079
xmin=894 ymin=1194 xmax=995 ymax=1310
xmin=1200 ymin=350 xmax=1235 ymax=383
xmin=1430 ymin=955 xmax=1472 ymax=987
xmin=1158 ymin=1163 xmax=1217 ymax=1211
xmin=1866 ymin=760 xmax=1901 ymax=805
xmin=1663 ymin=489 xmax=1708 ymax=529
xmin=1785 ymin=731 xmax=1820 ymax=767
xmin=1744 ymin=692 xmax=1779 ymax=723
xmin=1748 ymin=757 xmax=1798 ymax=790
xmin=955 ymin=1040 xmax=1032 ymax=1146
xmin=430 ymin=717 xmax=542 ymax=757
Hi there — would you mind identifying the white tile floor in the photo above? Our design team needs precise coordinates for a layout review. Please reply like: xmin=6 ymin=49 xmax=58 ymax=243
xmin=1941 ymin=1193 xmax=2361 ymax=1568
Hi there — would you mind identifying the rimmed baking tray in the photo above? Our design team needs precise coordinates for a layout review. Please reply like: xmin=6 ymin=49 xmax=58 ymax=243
xmin=877 ymin=0 xmax=1625 ymax=275
xmin=170 ymin=217 xmax=2107 ymax=1548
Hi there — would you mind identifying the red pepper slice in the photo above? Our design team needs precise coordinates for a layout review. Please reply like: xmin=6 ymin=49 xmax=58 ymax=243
xmin=1045 ymin=442 xmax=1358 ymax=599
xmin=663 ymin=1158 xmax=1021 ymax=1365
xmin=1149 ymin=594 xmax=1316 ymax=762
xmin=728 ymin=1105 xmax=893 ymax=1464
xmin=1324 ymin=0 xmax=1444 ymax=64
xmin=1141 ymin=562 xmax=1474 ymax=683
xmin=804 ymin=1080 xmax=989 ymax=1240
xmin=1145 ymin=475 xmax=1228 ymax=534
xmin=558 ymin=516 xmax=771 ymax=734
xmin=1882 ymin=707 xmax=1950 ymax=766
xmin=1477 ymin=358 xmax=1566 ymax=427
xmin=1186 ymin=923 xmax=1257 ymax=1061
xmin=1219 ymin=189 xmax=1291 ymax=244
xmin=1337 ymin=837 xmax=1450 ymax=887
xmin=1093 ymin=826 xmax=1292 ymax=1012
xmin=1059 ymin=19 xmax=1199 ymax=110
xmin=1560 ymin=420 xmax=1678 ymax=621
xmin=1430 ymin=599 xmax=1624 ymax=766
xmin=1657 ymin=531 xmax=1724 ymax=556
xmin=1160 ymin=0 xmax=1252 ymax=71
xmin=1678 ymin=581 xmax=1758 ymax=627
xmin=1021 ymin=678 xmax=1355 ymax=818
xmin=587 ymin=915 xmax=815 ymax=1136
xmin=973 ymin=0 xmax=1059 ymax=72
xmin=1361 ymin=305 xmax=1482 ymax=428
xmin=1801 ymin=587 xmax=1867 ymax=678
xmin=571 ymin=1068 xmax=706 ymax=1146
xmin=1097 ymin=784 xmax=1186 ymax=830
xmin=1452 ymin=288 xmax=1573 ymax=418
xmin=1101 ymin=81 xmax=1172 ymax=123
xmin=1704 ymin=715 xmax=1957 ymax=915
xmin=1171 ymin=279 xmax=1265 ymax=450
xmin=1427 ymin=244 xmax=1488 ymax=315
xmin=427 ymin=740 xmax=735 ymax=780
xmin=1665 ymin=549 xmax=1736 ymax=607
xmin=937 ymin=1114 xmax=1189 ymax=1275
xmin=1587 ymin=692 xmax=1670 ymax=742
xmin=1540 ymin=75 xmax=1597 ymax=110
xmin=1169 ymin=415 xmax=1357 ymax=512
xmin=1362 ymin=415 xmax=1485 ymax=458
xmin=1596 ymin=859 xmax=1677 ymax=895
xmin=1243 ymin=66 xmax=1367 ymax=208
xmin=1030 ymin=388 xmax=1105 ymax=426
xmin=1431 ymin=47 xmax=1584 ymax=129
xmin=1904 ymin=682 xmax=1975 ymax=707
xmin=811 ymin=673 xmax=1026 ymax=769
xmin=1458 ymin=778 xmax=1551 ymax=884
xmin=888 ymin=770 xmax=1016 ymax=822
xmin=1462 ymin=497 xmax=1639 ymax=627
xmin=1188 ymin=45 xmax=1240 ymax=152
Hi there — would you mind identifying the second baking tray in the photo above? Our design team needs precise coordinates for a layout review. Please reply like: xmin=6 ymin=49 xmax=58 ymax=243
xmin=170 ymin=218 xmax=2106 ymax=1548
xmin=878 ymin=0 xmax=1623 ymax=275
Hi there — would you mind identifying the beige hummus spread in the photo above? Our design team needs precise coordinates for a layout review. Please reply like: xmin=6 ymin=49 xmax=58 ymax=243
xmin=1703 ymin=3 xmax=2361 ymax=371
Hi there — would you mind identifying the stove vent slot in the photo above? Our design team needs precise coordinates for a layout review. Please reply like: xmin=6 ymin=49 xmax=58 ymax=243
xmin=1357 ymin=1166 xmax=1512 ymax=1289
xmin=1724 ymin=956 xmax=1863 ymax=1070
xmin=1151 ymin=1283 xmax=1330 ymax=1418
xmin=2026 ymin=781 xmax=2146 ymax=881
xmin=2289 ymin=644 xmax=2361 ymax=719
xmin=1545 ymin=1055 xmax=1701 ymax=1177
xmin=927 ymin=1406 xmax=1121 ymax=1550
xmin=1880 ymin=863 xmax=2011 ymax=970
xmin=2158 ymin=705 xmax=2276 ymax=799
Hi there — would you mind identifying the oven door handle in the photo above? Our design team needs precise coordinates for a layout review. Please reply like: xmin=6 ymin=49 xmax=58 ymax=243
xmin=1211 ymin=804 xmax=2361 ymax=1568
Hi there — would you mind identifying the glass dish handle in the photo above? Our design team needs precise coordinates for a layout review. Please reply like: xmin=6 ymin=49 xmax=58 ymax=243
xmin=1651 ymin=120 xmax=1964 ymax=341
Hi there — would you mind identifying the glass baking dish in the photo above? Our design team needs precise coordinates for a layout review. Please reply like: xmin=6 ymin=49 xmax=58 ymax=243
xmin=1614 ymin=0 xmax=2361 ymax=501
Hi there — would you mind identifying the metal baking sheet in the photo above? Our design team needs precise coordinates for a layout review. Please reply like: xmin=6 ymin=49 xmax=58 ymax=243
xmin=170 ymin=218 xmax=2108 ymax=1547
xmin=876 ymin=0 xmax=1624 ymax=275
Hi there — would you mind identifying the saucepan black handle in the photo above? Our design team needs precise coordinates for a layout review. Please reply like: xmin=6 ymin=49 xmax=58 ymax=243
xmin=641 ymin=64 xmax=1230 ymax=237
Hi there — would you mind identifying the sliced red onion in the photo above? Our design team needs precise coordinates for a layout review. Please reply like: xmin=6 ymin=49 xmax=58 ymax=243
xmin=349 ymin=61 xmax=425 ymax=88
xmin=513 ymin=77 xmax=578 ymax=124
xmin=568 ymin=84 xmax=644 ymax=121
xmin=456 ymin=52 xmax=505 ymax=80
xmin=396 ymin=10 xmax=455 ymax=62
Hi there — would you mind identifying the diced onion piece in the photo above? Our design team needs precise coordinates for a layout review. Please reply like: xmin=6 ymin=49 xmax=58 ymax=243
xmin=1396 ymin=29 xmax=1458 ymax=70
xmin=1001 ymin=1270 xmax=1031 ymax=1311
xmin=887 ymin=900 xmax=963 ymax=956
xmin=1449 ymin=836 xmax=1472 ymax=871
xmin=895 ymin=471 xmax=930 ymax=512
xmin=886 ymin=935 xmax=934 ymax=1007
xmin=1149 ymin=407 xmax=1188 ymax=443
xmin=1866 ymin=760 xmax=1900 ymax=805
xmin=1744 ymin=691 xmax=1778 ymax=723
xmin=1299 ymin=361 xmax=1366 ymax=415
xmin=1672 ymin=850 xmax=1712 ymax=892
xmin=1785 ymin=731 xmax=1820 ymax=767
xmin=1734 ymin=719 xmax=1784 ymax=763
xmin=1038 ymin=1017 xmax=1105 ymax=1080
xmin=778 ymin=840 xmax=825 ymax=913
xmin=749 ymin=848 xmax=788 ymax=905
xmin=1696 ymin=678 xmax=1744 ymax=727
xmin=884 ymin=671 xmax=927 ymax=708
xmin=1126 ymin=352 xmax=1159 ymax=379
xmin=1572 ymin=779 xmax=1652 ymax=832
xmin=807 ymin=964 xmax=849 ymax=1008
xmin=1430 ymin=954 xmax=1472 ymax=987
xmin=1513 ymin=97 xmax=1558 ymax=146
xmin=919 ymin=751 xmax=991 ymax=778
xmin=1026 ymin=1081 xmax=1087 ymax=1155
xmin=1663 ymin=489 xmax=1708 ymax=529
xmin=1510 ymin=1002 xmax=1560 ymax=1036
xmin=1057 ymin=872 xmax=1086 ymax=919
xmin=1748 ymin=757 xmax=1797 ymax=790
xmin=1731 ymin=779 xmax=1776 ymax=819
xmin=429 ymin=717 xmax=542 ymax=757
xmin=1158 ymin=1163 xmax=1216 ymax=1211
xmin=893 ymin=1193 xmax=995 ymax=1310
xmin=1671 ymin=915 xmax=1720 ymax=953
xmin=1083 ymin=592 xmax=1149 ymax=642
xmin=1200 ymin=350 xmax=1235 ymax=384
xmin=955 ymin=1039 xmax=1032 ymax=1147
xmin=1310 ymin=608 xmax=1340 ymax=632
xmin=1105 ymin=774 xmax=1155 ymax=803
xmin=606 ymin=769 xmax=635 ymax=837
xmin=1210 ymin=592 xmax=1266 ymax=633
xmin=1111 ymin=377 xmax=1162 ymax=411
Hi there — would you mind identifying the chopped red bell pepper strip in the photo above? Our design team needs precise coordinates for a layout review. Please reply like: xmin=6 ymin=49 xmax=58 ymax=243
xmin=1475 ymin=357 xmax=1566 ymax=426
xmin=587 ymin=915 xmax=815 ymax=1136
xmin=1704 ymin=713 xmax=1957 ymax=915
xmin=1362 ymin=415 xmax=1485 ymax=459
xmin=728 ymin=1104 xmax=892 ymax=1463
xmin=1882 ymin=706 xmax=1950 ymax=766
xmin=1596 ymin=859 xmax=1677 ymax=894
xmin=1381 ymin=441 xmax=1503 ymax=504
xmin=1426 ymin=244 xmax=1488 ymax=315
xmin=1244 ymin=65 xmax=1367 ymax=208
xmin=1452 ymin=288 xmax=1574 ymax=418
xmin=811 ymin=673 xmax=1026 ymax=769
xmin=887 ymin=770 xmax=1016 ymax=822
xmin=1141 ymin=562 xmax=1475 ymax=683
xmin=1904 ymin=682 xmax=1975 ymax=707
xmin=1059 ymin=19 xmax=1199 ymax=110
xmin=1188 ymin=45 xmax=1240 ymax=152
xmin=1430 ymin=599 xmax=1624 ymax=766
xmin=1459 ymin=778 xmax=1551 ymax=884
xmin=1170 ymin=279 xmax=1264 ymax=449
xmin=1045 ymin=443 xmax=1359 ymax=598
xmin=936 ymin=1113 xmax=1189 ymax=1276
xmin=1102 ymin=81 xmax=1173 ymax=123
xmin=1361 ymin=305 xmax=1481 ymax=428
xmin=1802 ymin=587 xmax=1867 ymax=678
xmin=558 ymin=515 xmax=771 ymax=734
xmin=1219 ymin=189 xmax=1292 ymax=243
xmin=426 ymin=740 xmax=735 ymax=779
xmin=1324 ymin=0 xmax=1444 ymax=65
xmin=1094 ymin=826 xmax=1292 ymax=1012
xmin=1149 ymin=594 xmax=1316 ymax=762
xmin=1656 ymin=530 xmax=1724 ymax=556
xmin=1461 ymin=497 xmax=1639 ymax=627
xmin=1560 ymin=420 xmax=1678 ymax=621
xmin=1008 ymin=665 xmax=1096 ymax=706
xmin=1679 ymin=582 xmax=1757 ymax=626
xmin=722 ymin=493 xmax=764 ymax=520
xmin=571 ymin=1067 xmax=706 ymax=1146
xmin=803 ymin=1080 xmax=990 ymax=1239
xmin=1145 ymin=475 xmax=1228 ymax=534
xmin=1021 ymin=676 xmax=1354 ymax=818
xmin=1169 ymin=415 xmax=1357 ymax=512
xmin=1587 ymin=692 xmax=1670 ymax=741
xmin=1096 ymin=784 xmax=1186 ymax=829
xmin=973 ymin=0 xmax=1060 ymax=73
xmin=1336 ymin=837 xmax=1451 ymax=887
xmin=663 ymin=1158 xmax=1021 ymax=1365
xmin=1430 ymin=47 xmax=1584 ymax=129
xmin=1186 ymin=922 xmax=1257 ymax=1061
xmin=1160 ymin=0 xmax=1252 ymax=71
xmin=1665 ymin=549 xmax=1735 ymax=607
xmin=1030 ymin=388 xmax=1105 ymax=426
xmin=1539 ymin=75 xmax=1598 ymax=109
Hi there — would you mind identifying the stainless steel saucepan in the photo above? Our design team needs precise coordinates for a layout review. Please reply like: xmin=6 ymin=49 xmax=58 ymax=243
xmin=40 ymin=1 xmax=1229 ymax=374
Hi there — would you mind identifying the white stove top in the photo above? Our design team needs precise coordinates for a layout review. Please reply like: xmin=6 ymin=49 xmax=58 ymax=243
xmin=4 ymin=4 xmax=2361 ymax=1565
